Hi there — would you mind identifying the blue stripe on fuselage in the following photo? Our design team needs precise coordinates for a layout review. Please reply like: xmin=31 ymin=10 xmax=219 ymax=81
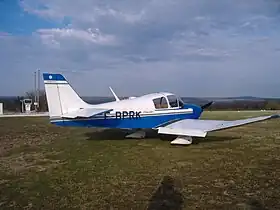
xmin=50 ymin=104 xmax=203 ymax=129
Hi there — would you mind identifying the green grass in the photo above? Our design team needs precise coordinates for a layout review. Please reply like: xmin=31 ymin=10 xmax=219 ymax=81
xmin=0 ymin=111 xmax=279 ymax=209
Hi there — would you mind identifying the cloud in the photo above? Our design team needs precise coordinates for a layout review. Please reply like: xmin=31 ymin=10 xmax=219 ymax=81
xmin=37 ymin=28 xmax=118 ymax=48
xmin=0 ymin=0 xmax=280 ymax=97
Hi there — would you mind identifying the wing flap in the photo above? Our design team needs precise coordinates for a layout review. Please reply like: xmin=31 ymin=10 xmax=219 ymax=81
xmin=158 ymin=127 xmax=207 ymax=137
xmin=157 ymin=114 xmax=279 ymax=137
xmin=62 ymin=108 xmax=113 ymax=119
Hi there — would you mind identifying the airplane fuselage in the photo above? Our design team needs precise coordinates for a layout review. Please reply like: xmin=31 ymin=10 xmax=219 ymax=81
xmin=50 ymin=93 xmax=203 ymax=129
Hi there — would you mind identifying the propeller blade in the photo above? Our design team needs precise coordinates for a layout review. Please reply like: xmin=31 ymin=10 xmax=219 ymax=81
xmin=201 ymin=101 xmax=213 ymax=110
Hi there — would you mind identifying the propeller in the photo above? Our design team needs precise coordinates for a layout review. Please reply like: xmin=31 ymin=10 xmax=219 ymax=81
xmin=201 ymin=101 xmax=214 ymax=110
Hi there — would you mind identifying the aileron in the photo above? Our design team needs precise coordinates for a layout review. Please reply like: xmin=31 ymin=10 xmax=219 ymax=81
xmin=158 ymin=127 xmax=207 ymax=137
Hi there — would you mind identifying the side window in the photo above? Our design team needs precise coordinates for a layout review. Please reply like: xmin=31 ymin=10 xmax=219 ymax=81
xmin=153 ymin=97 xmax=168 ymax=109
xmin=153 ymin=98 xmax=161 ymax=109
xmin=160 ymin=97 xmax=168 ymax=108
xmin=167 ymin=95 xmax=178 ymax=108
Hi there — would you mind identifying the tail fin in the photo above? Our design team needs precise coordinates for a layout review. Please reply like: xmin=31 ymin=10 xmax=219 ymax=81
xmin=43 ymin=73 xmax=89 ymax=118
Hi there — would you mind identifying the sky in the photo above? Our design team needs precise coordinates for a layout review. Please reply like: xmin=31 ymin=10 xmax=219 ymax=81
xmin=0 ymin=0 xmax=280 ymax=97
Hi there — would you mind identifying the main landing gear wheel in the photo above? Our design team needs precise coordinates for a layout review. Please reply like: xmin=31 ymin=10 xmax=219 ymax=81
xmin=125 ymin=130 xmax=146 ymax=139
xmin=170 ymin=136 xmax=193 ymax=145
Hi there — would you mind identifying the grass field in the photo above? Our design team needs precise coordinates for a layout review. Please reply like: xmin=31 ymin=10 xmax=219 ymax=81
xmin=0 ymin=111 xmax=279 ymax=210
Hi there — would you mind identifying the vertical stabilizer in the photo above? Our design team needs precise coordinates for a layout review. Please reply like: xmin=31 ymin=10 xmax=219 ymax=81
xmin=43 ymin=73 xmax=89 ymax=118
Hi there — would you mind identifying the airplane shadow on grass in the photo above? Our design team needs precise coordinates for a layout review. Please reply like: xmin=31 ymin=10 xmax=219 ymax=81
xmin=192 ymin=135 xmax=241 ymax=145
xmin=84 ymin=129 xmax=159 ymax=141
xmin=146 ymin=176 xmax=268 ymax=210
xmin=147 ymin=176 xmax=184 ymax=210
xmin=84 ymin=129 xmax=241 ymax=144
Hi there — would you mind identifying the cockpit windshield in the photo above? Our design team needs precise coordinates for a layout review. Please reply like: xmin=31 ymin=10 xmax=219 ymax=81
xmin=178 ymin=97 xmax=184 ymax=108
xmin=153 ymin=94 xmax=184 ymax=109
xmin=167 ymin=95 xmax=184 ymax=108
xmin=167 ymin=95 xmax=178 ymax=108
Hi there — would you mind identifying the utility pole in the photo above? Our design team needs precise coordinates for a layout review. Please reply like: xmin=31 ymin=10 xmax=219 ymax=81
xmin=37 ymin=69 xmax=40 ymax=111
xmin=34 ymin=71 xmax=37 ymax=112
xmin=20 ymin=99 xmax=24 ymax=113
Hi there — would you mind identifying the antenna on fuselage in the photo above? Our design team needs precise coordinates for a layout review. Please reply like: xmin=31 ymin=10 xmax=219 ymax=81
xmin=109 ymin=86 xmax=120 ymax=101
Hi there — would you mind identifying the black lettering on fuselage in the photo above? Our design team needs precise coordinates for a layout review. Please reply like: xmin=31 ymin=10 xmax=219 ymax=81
xmin=110 ymin=111 xmax=141 ymax=119
xmin=135 ymin=111 xmax=141 ymax=118
xmin=115 ymin=111 xmax=122 ymax=119
xmin=122 ymin=111 xmax=129 ymax=119
xmin=129 ymin=111 xmax=135 ymax=119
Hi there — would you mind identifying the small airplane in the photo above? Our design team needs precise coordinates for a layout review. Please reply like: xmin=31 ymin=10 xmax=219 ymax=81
xmin=42 ymin=73 xmax=279 ymax=145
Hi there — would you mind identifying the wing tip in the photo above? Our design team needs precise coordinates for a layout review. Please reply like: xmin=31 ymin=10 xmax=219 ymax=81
xmin=271 ymin=114 xmax=280 ymax=119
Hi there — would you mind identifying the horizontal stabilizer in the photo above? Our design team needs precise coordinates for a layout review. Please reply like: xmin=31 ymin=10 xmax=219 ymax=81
xmin=157 ymin=114 xmax=279 ymax=137
xmin=62 ymin=108 xmax=113 ymax=119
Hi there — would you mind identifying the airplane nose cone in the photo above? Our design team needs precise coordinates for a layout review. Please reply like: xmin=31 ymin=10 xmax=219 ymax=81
xmin=194 ymin=104 xmax=203 ymax=115
xmin=183 ymin=104 xmax=203 ymax=117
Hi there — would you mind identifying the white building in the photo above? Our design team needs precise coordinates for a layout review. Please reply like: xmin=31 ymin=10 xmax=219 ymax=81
xmin=0 ymin=103 xmax=3 ymax=115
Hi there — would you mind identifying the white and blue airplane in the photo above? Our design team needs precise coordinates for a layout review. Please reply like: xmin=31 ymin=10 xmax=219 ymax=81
xmin=43 ymin=73 xmax=279 ymax=145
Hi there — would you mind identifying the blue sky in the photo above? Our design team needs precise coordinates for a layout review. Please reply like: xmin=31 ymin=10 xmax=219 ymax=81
xmin=0 ymin=0 xmax=60 ymax=35
xmin=0 ymin=0 xmax=280 ymax=97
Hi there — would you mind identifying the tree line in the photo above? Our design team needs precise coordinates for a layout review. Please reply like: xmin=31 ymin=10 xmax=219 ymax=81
xmin=206 ymin=100 xmax=280 ymax=110
xmin=0 ymin=90 xmax=48 ymax=113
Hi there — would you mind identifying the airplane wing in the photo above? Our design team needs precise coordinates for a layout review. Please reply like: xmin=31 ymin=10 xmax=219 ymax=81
xmin=62 ymin=108 xmax=113 ymax=119
xmin=157 ymin=114 xmax=279 ymax=137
